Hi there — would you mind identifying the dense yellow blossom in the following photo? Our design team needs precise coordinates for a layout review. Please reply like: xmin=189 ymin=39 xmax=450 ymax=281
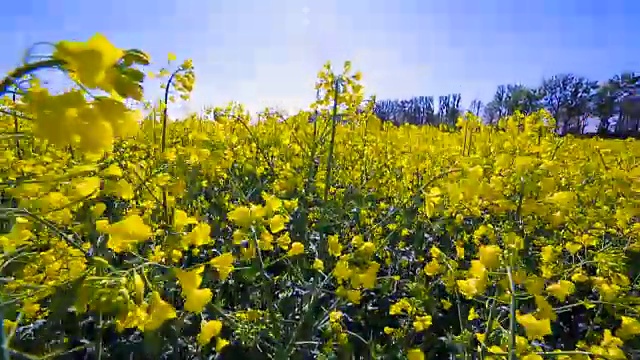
xmin=0 ymin=35 xmax=638 ymax=360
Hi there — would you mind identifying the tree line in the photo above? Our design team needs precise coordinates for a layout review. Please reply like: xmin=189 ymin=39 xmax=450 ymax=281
xmin=373 ymin=71 xmax=640 ymax=136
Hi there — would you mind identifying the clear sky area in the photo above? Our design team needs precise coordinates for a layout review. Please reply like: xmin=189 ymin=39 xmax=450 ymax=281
xmin=1 ymin=0 xmax=638 ymax=117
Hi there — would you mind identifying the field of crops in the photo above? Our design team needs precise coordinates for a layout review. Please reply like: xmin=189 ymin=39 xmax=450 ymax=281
xmin=1 ymin=33 xmax=640 ymax=360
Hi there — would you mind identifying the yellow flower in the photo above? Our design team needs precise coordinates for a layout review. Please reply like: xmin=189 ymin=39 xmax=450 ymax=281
xmin=423 ymin=259 xmax=442 ymax=276
xmin=430 ymin=246 xmax=444 ymax=258
xmin=478 ymin=245 xmax=502 ymax=269
xmin=132 ymin=270 xmax=145 ymax=304
xmin=116 ymin=305 xmax=148 ymax=333
xmin=333 ymin=260 xmax=352 ymax=282
xmin=455 ymin=243 xmax=465 ymax=259
xmin=407 ymin=348 xmax=425 ymax=360
xmin=268 ymin=214 xmax=288 ymax=233
xmin=216 ymin=337 xmax=230 ymax=352
xmin=358 ymin=241 xmax=376 ymax=257
xmin=149 ymin=246 xmax=167 ymax=263
xmin=3 ymin=319 xmax=16 ymax=335
xmin=564 ymin=242 xmax=582 ymax=254
xmin=175 ymin=266 xmax=204 ymax=291
xmin=525 ymin=276 xmax=545 ymax=296
xmin=54 ymin=33 xmax=124 ymax=89
xmin=468 ymin=307 xmax=479 ymax=321
xmin=441 ymin=299 xmax=452 ymax=310
xmin=534 ymin=295 xmax=557 ymax=321
xmin=276 ymin=232 xmax=292 ymax=250
xmin=232 ymin=229 xmax=248 ymax=245
xmin=102 ymin=164 xmax=123 ymax=177
xmin=328 ymin=235 xmax=343 ymax=257
xmin=110 ymin=214 xmax=153 ymax=241
xmin=546 ymin=280 xmax=575 ymax=302
xmin=540 ymin=245 xmax=558 ymax=263
xmin=546 ymin=191 xmax=577 ymax=209
xmin=170 ymin=249 xmax=183 ymax=263
xmin=210 ymin=252 xmax=235 ymax=281
xmin=90 ymin=202 xmax=107 ymax=217
xmin=262 ymin=192 xmax=283 ymax=215
xmin=329 ymin=311 xmax=343 ymax=323
xmin=347 ymin=289 xmax=361 ymax=304
xmin=22 ymin=302 xmax=40 ymax=318
xmin=468 ymin=260 xmax=487 ymax=278
xmin=259 ymin=231 xmax=274 ymax=251
xmin=616 ymin=315 xmax=640 ymax=340
xmin=516 ymin=313 xmax=552 ymax=340
xmin=487 ymin=345 xmax=505 ymax=355
xmin=457 ymin=278 xmax=486 ymax=299
xmin=571 ymin=271 xmax=589 ymax=283
xmin=287 ymin=242 xmax=305 ymax=256
xmin=596 ymin=282 xmax=621 ymax=302
xmin=227 ymin=206 xmax=261 ymax=228
xmin=144 ymin=291 xmax=177 ymax=332
xmin=602 ymin=329 xmax=623 ymax=348
xmin=197 ymin=319 xmax=223 ymax=346
xmin=181 ymin=223 xmax=211 ymax=248
xmin=111 ymin=179 xmax=135 ymax=200
xmin=174 ymin=266 xmax=212 ymax=313
xmin=241 ymin=244 xmax=256 ymax=260
xmin=515 ymin=335 xmax=530 ymax=353
xmin=183 ymin=288 xmax=213 ymax=313
xmin=312 ymin=258 xmax=324 ymax=271
xmin=389 ymin=298 xmax=413 ymax=316
xmin=174 ymin=209 xmax=198 ymax=232
xmin=72 ymin=176 xmax=101 ymax=198
xmin=106 ymin=215 xmax=153 ymax=253
xmin=283 ymin=199 xmax=298 ymax=212
xmin=413 ymin=315 xmax=433 ymax=332
xmin=359 ymin=262 xmax=380 ymax=289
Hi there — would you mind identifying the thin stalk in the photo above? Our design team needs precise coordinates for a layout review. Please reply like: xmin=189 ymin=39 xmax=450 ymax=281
xmin=0 ymin=59 xmax=63 ymax=96
xmin=12 ymin=87 xmax=22 ymax=160
xmin=160 ymin=68 xmax=184 ymax=153
xmin=479 ymin=297 xmax=497 ymax=360
xmin=506 ymin=265 xmax=517 ymax=360
xmin=160 ymin=67 xmax=186 ymax=225
xmin=0 ymin=308 xmax=9 ymax=360
xmin=462 ymin=121 xmax=468 ymax=156
xmin=96 ymin=312 xmax=104 ymax=360
xmin=323 ymin=78 xmax=341 ymax=202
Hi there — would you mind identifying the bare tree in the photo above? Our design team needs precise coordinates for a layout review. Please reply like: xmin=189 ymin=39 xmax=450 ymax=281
xmin=469 ymin=99 xmax=483 ymax=117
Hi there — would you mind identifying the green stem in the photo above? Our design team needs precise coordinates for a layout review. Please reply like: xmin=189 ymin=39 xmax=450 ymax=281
xmin=0 ymin=59 xmax=63 ymax=96
xmin=462 ymin=122 xmax=468 ymax=156
xmin=323 ymin=77 xmax=341 ymax=202
xmin=96 ymin=312 xmax=103 ymax=360
xmin=0 ymin=307 xmax=9 ymax=360
xmin=479 ymin=297 xmax=497 ymax=360
xmin=160 ymin=67 xmax=184 ymax=153
xmin=506 ymin=266 xmax=517 ymax=360
xmin=12 ymin=88 xmax=22 ymax=160
xmin=160 ymin=66 xmax=186 ymax=226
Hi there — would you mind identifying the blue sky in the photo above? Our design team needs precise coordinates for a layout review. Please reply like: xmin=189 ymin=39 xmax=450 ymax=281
xmin=0 ymin=0 xmax=639 ymax=116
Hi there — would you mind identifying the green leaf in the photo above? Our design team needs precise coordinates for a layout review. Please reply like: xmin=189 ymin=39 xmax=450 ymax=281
xmin=143 ymin=329 xmax=163 ymax=358
xmin=121 ymin=49 xmax=150 ymax=66
xmin=44 ymin=274 xmax=87 ymax=330
xmin=120 ymin=67 xmax=145 ymax=83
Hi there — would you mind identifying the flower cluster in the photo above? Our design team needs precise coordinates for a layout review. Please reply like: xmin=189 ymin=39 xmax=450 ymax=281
xmin=0 ymin=34 xmax=639 ymax=360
